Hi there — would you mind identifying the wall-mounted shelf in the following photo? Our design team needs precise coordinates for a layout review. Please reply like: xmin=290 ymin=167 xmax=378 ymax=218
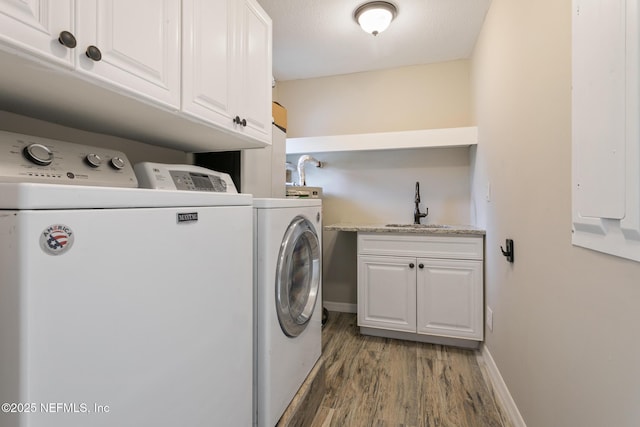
xmin=286 ymin=126 xmax=477 ymax=154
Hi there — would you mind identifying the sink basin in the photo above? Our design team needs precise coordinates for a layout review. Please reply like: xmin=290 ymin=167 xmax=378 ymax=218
xmin=385 ymin=224 xmax=453 ymax=229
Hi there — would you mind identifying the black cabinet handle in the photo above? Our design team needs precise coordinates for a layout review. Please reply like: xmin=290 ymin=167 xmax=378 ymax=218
xmin=58 ymin=31 xmax=77 ymax=48
xmin=418 ymin=263 xmax=424 ymax=269
xmin=409 ymin=263 xmax=415 ymax=269
xmin=233 ymin=116 xmax=247 ymax=127
xmin=85 ymin=45 xmax=102 ymax=62
xmin=233 ymin=116 xmax=241 ymax=124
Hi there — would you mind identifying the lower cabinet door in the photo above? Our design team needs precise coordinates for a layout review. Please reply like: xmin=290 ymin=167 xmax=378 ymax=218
xmin=357 ymin=255 xmax=416 ymax=333
xmin=416 ymin=258 xmax=483 ymax=340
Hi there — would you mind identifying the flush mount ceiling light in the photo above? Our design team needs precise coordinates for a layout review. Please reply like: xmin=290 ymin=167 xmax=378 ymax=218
xmin=354 ymin=1 xmax=398 ymax=36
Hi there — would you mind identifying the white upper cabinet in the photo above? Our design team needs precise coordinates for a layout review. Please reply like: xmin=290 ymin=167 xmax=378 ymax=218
xmin=182 ymin=0 xmax=235 ymax=127
xmin=182 ymin=0 xmax=272 ymax=145
xmin=0 ymin=0 xmax=272 ymax=151
xmin=236 ymin=0 xmax=272 ymax=143
xmin=75 ymin=0 xmax=181 ymax=109
xmin=0 ymin=0 xmax=180 ymax=109
xmin=0 ymin=0 xmax=75 ymax=67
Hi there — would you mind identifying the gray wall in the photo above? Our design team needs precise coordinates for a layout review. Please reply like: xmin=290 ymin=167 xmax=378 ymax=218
xmin=471 ymin=0 xmax=640 ymax=426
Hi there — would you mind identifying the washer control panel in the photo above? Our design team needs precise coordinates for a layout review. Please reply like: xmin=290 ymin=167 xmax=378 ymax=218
xmin=134 ymin=162 xmax=238 ymax=193
xmin=0 ymin=130 xmax=138 ymax=187
xmin=286 ymin=186 xmax=323 ymax=199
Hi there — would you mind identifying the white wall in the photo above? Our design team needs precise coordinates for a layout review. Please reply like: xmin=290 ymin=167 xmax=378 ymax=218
xmin=277 ymin=61 xmax=473 ymax=307
xmin=288 ymin=147 xmax=472 ymax=304
xmin=277 ymin=60 xmax=471 ymax=138
xmin=0 ymin=111 xmax=188 ymax=165
xmin=471 ymin=0 xmax=640 ymax=426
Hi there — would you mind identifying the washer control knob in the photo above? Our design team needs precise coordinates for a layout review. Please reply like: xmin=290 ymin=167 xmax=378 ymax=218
xmin=23 ymin=143 xmax=54 ymax=166
xmin=85 ymin=153 xmax=102 ymax=168
xmin=110 ymin=156 xmax=126 ymax=170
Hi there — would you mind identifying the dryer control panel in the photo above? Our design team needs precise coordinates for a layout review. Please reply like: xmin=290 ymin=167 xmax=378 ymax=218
xmin=0 ymin=130 xmax=138 ymax=187
xmin=134 ymin=162 xmax=238 ymax=193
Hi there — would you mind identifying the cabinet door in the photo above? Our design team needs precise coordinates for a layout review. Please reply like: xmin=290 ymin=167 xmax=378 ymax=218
xmin=358 ymin=255 xmax=416 ymax=333
xmin=235 ymin=0 xmax=272 ymax=144
xmin=0 ymin=0 xmax=74 ymax=67
xmin=182 ymin=0 xmax=236 ymax=128
xmin=182 ymin=0 xmax=271 ymax=145
xmin=75 ymin=0 xmax=180 ymax=108
xmin=416 ymin=258 xmax=483 ymax=340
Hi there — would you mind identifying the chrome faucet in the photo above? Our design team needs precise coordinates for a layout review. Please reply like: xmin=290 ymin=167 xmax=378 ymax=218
xmin=414 ymin=181 xmax=428 ymax=224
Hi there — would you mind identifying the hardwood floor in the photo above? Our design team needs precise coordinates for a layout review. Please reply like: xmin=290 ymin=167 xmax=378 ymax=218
xmin=307 ymin=312 xmax=510 ymax=427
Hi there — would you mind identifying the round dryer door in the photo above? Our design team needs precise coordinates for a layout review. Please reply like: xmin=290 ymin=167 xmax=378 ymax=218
xmin=275 ymin=215 xmax=321 ymax=337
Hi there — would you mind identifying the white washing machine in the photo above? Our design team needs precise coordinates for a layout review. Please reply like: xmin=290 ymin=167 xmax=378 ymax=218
xmin=253 ymin=198 xmax=323 ymax=427
xmin=0 ymin=131 xmax=254 ymax=427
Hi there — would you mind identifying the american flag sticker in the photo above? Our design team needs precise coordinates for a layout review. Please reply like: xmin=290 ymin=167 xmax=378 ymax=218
xmin=40 ymin=224 xmax=75 ymax=256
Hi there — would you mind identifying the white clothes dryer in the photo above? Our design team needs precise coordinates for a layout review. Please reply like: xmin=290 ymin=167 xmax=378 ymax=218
xmin=253 ymin=198 xmax=323 ymax=427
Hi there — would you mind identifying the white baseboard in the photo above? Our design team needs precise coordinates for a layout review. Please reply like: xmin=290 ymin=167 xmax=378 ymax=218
xmin=322 ymin=301 xmax=357 ymax=313
xmin=476 ymin=344 xmax=527 ymax=427
xmin=361 ymin=327 xmax=479 ymax=349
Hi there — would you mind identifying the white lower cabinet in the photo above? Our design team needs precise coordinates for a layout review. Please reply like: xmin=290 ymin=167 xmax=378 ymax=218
xmin=357 ymin=233 xmax=484 ymax=345
xmin=359 ymin=256 xmax=417 ymax=332
xmin=416 ymin=258 xmax=483 ymax=340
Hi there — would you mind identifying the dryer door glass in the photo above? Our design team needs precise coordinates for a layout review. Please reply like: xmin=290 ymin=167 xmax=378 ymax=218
xmin=275 ymin=215 xmax=320 ymax=337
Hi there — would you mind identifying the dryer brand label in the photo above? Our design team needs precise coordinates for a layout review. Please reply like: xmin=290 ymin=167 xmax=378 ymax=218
xmin=177 ymin=212 xmax=198 ymax=223
xmin=40 ymin=224 xmax=74 ymax=256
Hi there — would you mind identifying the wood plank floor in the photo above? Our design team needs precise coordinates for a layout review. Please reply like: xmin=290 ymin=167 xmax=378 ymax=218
xmin=308 ymin=312 xmax=511 ymax=427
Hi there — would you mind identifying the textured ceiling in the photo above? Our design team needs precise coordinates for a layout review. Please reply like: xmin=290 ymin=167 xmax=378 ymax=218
xmin=257 ymin=0 xmax=492 ymax=82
